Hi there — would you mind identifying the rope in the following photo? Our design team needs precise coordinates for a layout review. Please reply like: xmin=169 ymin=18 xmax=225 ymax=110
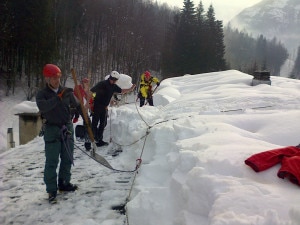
xmin=110 ymin=131 xmax=149 ymax=147
xmin=124 ymin=127 xmax=149 ymax=225
xmin=61 ymin=125 xmax=75 ymax=166
xmin=87 ymin=99 xmax=151 ymax=225
xmin=84 ymin=89 xmax=183 ymax=224
xmin=122 ymin=102 xmax=275 ymax=224
xmin=109 ymin=109 xmax=113 ymax=143
xmin=108 ymin=101 xmax=150 ymax=147
xmin=120 ymin=101 xmax=154 ymax=225
xmin=126 ymin=127 xmax=149 ymax=200
xmin=100 ymin=94 xmax=275 ymax=224
xmin=134 ymin=100 xmax=151 ymax=127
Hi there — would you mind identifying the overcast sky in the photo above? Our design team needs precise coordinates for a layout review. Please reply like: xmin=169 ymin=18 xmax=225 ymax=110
xmin=157 ymin=0 xmax=262 ymax=24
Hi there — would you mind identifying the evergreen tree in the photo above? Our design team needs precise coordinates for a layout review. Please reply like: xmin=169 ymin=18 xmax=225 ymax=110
xmin=224 ymin=26 xmax=288 ymax=76
xmin=162 ymin=1 xmax=227 ymax=76
xmin=255 ymin=35 xmax=267 ymax=70
xmin=203 ymin=4 xmax=226 ymax=72
xmin=54 ymin=0 xmax=85 ymax=82
xmin=290 ymin=46 xmax=300 ymax=79
xmin=194 ymin=1 xmax=206 ymax=72
xmin=173 ymin=0 xmax=197 ymax=75
xmin=161 ymin=13 xmax=180 ymax=77
xmin=266 ymin=38 xmax=288 ymax=76
xmin=1 ymin=0 xmax=57 ymax=98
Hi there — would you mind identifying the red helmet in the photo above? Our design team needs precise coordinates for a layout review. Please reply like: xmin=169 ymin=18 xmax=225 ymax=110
xmin=82 ymin=78 xmax=89 ymax=83
xmin=43 ymin=64 xmax=61 ymax=78
xmin=144 ymin=71 xmax=151 ymax=79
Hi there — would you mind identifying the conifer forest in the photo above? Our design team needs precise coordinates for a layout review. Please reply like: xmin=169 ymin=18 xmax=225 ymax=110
xmin=0 ymin=0 xmax=294 ymax=100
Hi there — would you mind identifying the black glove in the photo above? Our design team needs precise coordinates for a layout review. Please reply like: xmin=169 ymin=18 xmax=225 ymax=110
xmin=57 ymin=88 xmax=73 ymax=99
xmin=156 ymin=82 xmax=160 ymax=86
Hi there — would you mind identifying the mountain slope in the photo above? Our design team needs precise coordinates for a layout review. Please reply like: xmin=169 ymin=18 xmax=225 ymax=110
xmin=230 ymin=0 xmax=300 ymax=52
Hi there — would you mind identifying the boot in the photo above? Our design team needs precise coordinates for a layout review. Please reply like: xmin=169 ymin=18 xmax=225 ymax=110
xmin=58 ymin=179 xmax=78 ymax=192
xmin=84 ymin=142 xmax=91 ymax=151
xmin=96 ymin=140 xmax=109 ymax=147
xmin=48 ymin=191 xmax=57 ymax=204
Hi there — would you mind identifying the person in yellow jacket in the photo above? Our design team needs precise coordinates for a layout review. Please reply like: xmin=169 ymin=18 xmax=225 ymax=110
xmin=139 ymin=71 xmax=160 ymax=107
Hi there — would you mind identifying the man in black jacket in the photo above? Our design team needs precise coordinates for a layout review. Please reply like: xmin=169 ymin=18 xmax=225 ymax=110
xmin=36 ymin=64 xmax=80 ymax=204
xmin=90 ymin=71 xmax=135 ymax=146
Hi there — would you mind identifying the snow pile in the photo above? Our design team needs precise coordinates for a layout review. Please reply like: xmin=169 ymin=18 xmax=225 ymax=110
xmin=1 ymin=70 xmax=300 ymax=225
xmin=104 ymin=73 xmax=133 ymax=89
xmin=12 ymin=101 xmax=39 ymax=114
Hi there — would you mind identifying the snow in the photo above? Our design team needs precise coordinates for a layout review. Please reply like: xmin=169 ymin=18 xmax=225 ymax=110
xmin=12 ymin=101 xmax=39 ymax=114
xmin=104 ymin=73 xmax=133 ymax=89
xmin=1 ymin=70 xmax=300 ymax=225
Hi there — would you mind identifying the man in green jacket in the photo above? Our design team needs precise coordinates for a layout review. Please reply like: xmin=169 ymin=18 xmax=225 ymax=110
xmin=36 ymin=64 xmax=80 ymax=204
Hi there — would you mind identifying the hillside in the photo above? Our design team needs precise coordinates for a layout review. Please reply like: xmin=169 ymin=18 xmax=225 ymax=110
xmin=230 ymin=0 xmax=300 ymax=53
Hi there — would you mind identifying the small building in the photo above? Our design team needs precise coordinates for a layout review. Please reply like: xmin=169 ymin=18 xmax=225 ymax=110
xmin=13 ymin=101 xmax=41 ymax=146
xmin=15 ymin=112 xmax=42 ymax=145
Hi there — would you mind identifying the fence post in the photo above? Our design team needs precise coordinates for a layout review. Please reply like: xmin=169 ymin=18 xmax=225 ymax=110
xmin=7 ymin=128 xmax=15 ymax=149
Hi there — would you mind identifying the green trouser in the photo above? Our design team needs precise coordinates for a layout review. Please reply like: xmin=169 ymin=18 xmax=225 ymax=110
xmin=43 ymin=123 xmax=74 ymax=193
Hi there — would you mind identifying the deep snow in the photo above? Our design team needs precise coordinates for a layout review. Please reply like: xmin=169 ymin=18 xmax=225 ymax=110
xmin=1 ymin=70 xmax=300 ymax=225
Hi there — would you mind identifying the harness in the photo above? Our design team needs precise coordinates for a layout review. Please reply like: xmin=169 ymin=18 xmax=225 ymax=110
xmin=60 ymin=125 xmax=74 ymax=165
xmin=139 ymin=77 xmax=153 ymax=88
xmin=43 ymin=123 xmax=74 ymax=165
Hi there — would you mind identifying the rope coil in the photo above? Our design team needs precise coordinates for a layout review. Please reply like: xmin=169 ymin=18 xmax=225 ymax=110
xmin=61 ymin=125 xmax=74 ymax=166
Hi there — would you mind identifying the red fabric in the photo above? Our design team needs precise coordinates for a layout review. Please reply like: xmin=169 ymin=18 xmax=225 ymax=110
xmin=89 ymin=97 xmax=94 ymax=112
xmin=74 ymin=84 xmax=87 ymax=102
xmin=245 ymin=146 xmax=300 ymax=186
xmin=278 ymin=156 xmax=300 ymax=185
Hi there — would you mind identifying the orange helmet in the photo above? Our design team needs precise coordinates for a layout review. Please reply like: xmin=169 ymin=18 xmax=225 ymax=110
xmin=144 ymin=71 xmax=151 ymax=79
xmin=43 ymin=64 xmax=61 ymax=78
